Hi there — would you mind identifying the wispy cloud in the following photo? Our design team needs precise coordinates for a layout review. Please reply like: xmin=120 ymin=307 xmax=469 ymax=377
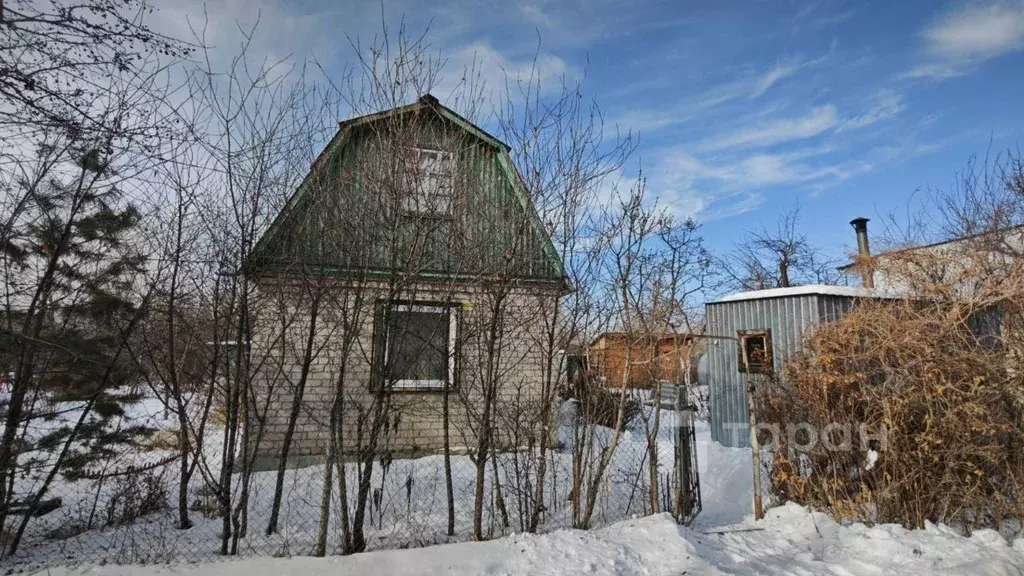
xmin=749 ymin=58 xmax=804 ymax=99
xmin=698 ymin=192 xmax=765 ymax=221
xmin=438 ymin=42 xmax=573 ymax=100
xmin=836 ymin=90 xmax=906 ymax=133
xmin=155 ymin=0 xmax=346 ymax=70
xmin=519 ymin=3 xmax=554 ymax=28
xmin=901 ymin=63 xmax=965 ymax=80
xmin=904 ymin=1 xmax=1024 ymax=79
xmin=749 ymin=53 xmax=830 ymax=98
xmin=612 ymin=80 xmax=751 ymax=132
xmin=789 ymin=1 xmax=857 ymax=31
xmin=648 ymin=134 xmax=894 ymax=218
xmin=613 ymin=53 xmax=828 ymax=133
xmin=656 ymin=147 xmax=867 ymax=202
xmin=701 ymin=105 xmax=839 ymax=151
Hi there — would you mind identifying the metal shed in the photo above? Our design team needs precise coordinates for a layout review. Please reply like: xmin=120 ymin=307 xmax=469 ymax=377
xmin=704 ymin=285 xmax=888 ymax=447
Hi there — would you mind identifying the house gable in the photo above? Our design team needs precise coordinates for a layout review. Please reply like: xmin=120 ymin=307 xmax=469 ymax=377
xmin=250 ymin=95 xmax=565 ymax=286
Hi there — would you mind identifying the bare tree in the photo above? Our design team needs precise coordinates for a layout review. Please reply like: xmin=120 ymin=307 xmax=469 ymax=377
xmin=494 ymin=57 xmax=635 ymax=533
xmin=721 ymin=207 xmax=840 ymax=291
xmin=0 ymin=0 xmax=191 ymax=137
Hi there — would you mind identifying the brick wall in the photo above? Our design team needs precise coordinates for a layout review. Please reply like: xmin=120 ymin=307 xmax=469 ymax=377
xmin=248 ymin=279 xmax=560 ymax=469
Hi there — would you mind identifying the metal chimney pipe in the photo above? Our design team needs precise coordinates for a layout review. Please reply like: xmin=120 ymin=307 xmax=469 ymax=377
xmin=849 ymin=217 xmax=874 ymax=288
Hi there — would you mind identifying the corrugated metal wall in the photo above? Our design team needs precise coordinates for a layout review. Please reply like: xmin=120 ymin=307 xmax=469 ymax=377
xmin=705 ymin=294 xmax=857 ymax=447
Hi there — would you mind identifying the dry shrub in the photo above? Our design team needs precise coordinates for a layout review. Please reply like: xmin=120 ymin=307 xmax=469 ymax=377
xmin=564 ymin=372 xmax=641 ymax=430
xmin=104 ymin=471 xmax=169 ymax=527
xmin=209 ymin=401 xmax=231 ymax=426
xmin=140 ymin=429 xmax=179 ymax=452
xmin=758 ymin=298 xmax=1024 ymax=532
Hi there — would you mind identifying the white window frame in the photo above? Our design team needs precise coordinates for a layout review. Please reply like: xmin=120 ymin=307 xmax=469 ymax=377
xmin=402 ymin=147 xmax=453 ymax=215
xmin=385 ymin=303 xmax=457 ymax=390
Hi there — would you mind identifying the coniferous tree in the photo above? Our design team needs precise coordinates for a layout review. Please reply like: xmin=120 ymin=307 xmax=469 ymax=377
xmin=0 ymin=138 xmax=154 ymax=554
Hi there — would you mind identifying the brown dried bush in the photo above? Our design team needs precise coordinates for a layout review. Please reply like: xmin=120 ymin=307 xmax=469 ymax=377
xmin=748 ymin=153 xmax=1024 ymax=532
xmin=757 ymin=297 xmax=1024 ymax=532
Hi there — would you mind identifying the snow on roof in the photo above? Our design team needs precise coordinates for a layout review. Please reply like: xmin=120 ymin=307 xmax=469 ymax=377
xmin=713 ymin=284 xmax=903 ymax=304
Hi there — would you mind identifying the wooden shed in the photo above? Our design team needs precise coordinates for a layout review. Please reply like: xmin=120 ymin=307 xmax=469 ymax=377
xmin=588 ymin=332 xmax=698 ymax=389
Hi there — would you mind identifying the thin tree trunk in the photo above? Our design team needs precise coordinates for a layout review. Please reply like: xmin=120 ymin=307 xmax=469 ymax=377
xmin=579 ymin=368 xmax=630 ymax=529
xmin=335 ymin=425 xmax=352 ymax=553
xmin=331 ymin=381 xmax=352 ymax=553
xmin=266 ymin=293 xmax=321 ymax=535
xmin=647 ymin=380 xmax=662 ymax=514
xmin=442 ymin=380 xmax=455 ymax=536
xmin=313 ymin=433 xmax=335 ymax=556
xmin=529 ymin=306 xmax=559 ymax=532
xmin=472 ymin=294 xmax=503 ymax=540
xmin=167 ymin=194 xmax=193 ymax=530
xmin=220 ymin=293 xmax=244 ymax=555
xmin=491 ymin=446 xmax=509 ymax=529
xmin=352 ymin=451 xmax=374 ymax=552
xmin=352 ymin=395 xmax=389 ymax=553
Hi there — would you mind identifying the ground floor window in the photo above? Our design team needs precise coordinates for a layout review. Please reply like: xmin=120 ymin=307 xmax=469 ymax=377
xmin=383 ymin=302 xmax=457 ymax=389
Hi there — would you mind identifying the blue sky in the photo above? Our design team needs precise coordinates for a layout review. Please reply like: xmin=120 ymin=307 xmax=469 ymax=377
xmin=161 ymin=0 xmax=1024 ymax=262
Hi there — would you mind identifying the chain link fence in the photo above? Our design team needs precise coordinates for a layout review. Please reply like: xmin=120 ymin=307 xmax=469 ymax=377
xmin=0 ymin=384 xmax=700 ymax=573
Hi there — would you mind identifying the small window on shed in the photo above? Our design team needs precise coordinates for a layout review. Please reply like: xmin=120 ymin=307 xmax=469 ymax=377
xmin=738 ymin=330 xmax=772 ymax=374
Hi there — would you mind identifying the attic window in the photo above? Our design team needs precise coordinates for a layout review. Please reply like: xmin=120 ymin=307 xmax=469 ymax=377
xmin=403 ymin=147 xmax=453 ymax=215
xmin=737 ymin=330 xmax=772 ymax=374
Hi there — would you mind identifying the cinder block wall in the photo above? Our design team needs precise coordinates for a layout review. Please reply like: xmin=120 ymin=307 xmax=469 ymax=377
xmin=248 ymin=280 xmax=559 ymax=470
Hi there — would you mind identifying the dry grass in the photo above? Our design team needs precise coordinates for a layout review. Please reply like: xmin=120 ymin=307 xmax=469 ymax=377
xmin=140 ymin=429 xmax=180 ymax=452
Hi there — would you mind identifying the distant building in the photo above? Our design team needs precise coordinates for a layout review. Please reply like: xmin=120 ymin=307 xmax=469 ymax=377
xmin=588 ymin=332 xmax=699 ymax=389
xmin=840 ymin=217 xmax=1024 ymax=292
xmin=707 ymin=216 xmax=1010 ymax=448
xmin=704 ymin=285 xmax=895 ymax=447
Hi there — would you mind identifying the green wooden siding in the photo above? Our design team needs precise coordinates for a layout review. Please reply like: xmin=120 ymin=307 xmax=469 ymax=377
xmin=251 ymin=103 xmax=565 ymax=284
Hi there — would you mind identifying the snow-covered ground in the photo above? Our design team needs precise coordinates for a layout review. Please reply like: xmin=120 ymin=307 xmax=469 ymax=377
xmin=18 ymin=412 xmax=1024 ymax=575
xmin=7 ymin=392 xmax=708 ymax=567
xmin=37 ymin=486 xmax=1024 ymax=576
xmin=7 ymin=401 xmax=692 ymax=567
xmin=39 ymin=502 xmax=1024 ymax=573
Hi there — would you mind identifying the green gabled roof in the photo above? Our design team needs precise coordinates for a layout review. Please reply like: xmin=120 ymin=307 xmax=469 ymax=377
xmin=250 ymin=94 xmax=566 ymax=285
xmin=336 ymin=94 xmax=510 ymax=152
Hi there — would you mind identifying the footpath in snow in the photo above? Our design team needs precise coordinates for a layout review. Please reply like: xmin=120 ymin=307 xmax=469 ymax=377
xmin=35 ymin=422 xmax=1024 ymax=576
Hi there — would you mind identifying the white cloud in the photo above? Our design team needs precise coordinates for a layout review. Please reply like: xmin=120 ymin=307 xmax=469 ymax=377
xmin=699 ymin=192 xmax=764 ymax=221
xmin=749 ymin=58 xmax=804 ymax=98
xmin=901 ymin=62 xmax=965 ymax=80
xmin=648 ymin=143 xmax=879 ymax=219
xmin=154 ymin=0 xmax=346 ymax=69
xmin=519 ymin=3 xmax=554 ymax=28
xmin=701 ymin=105 xmax=839 ymax=151
xmin=905 ymin=1 xmax=1024 ymax=79
xmin=836 ymin=90 xmax=906 ymax=132
xmin=657 ymin=148 xmax=834 ymax=191
xmin=612 ymin=53 xmax=828 ymax=133
xmin=924 ymin=1 xmax=1024 ymax=58
xmin=438 ymin=42 xmax=572 ymax=101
